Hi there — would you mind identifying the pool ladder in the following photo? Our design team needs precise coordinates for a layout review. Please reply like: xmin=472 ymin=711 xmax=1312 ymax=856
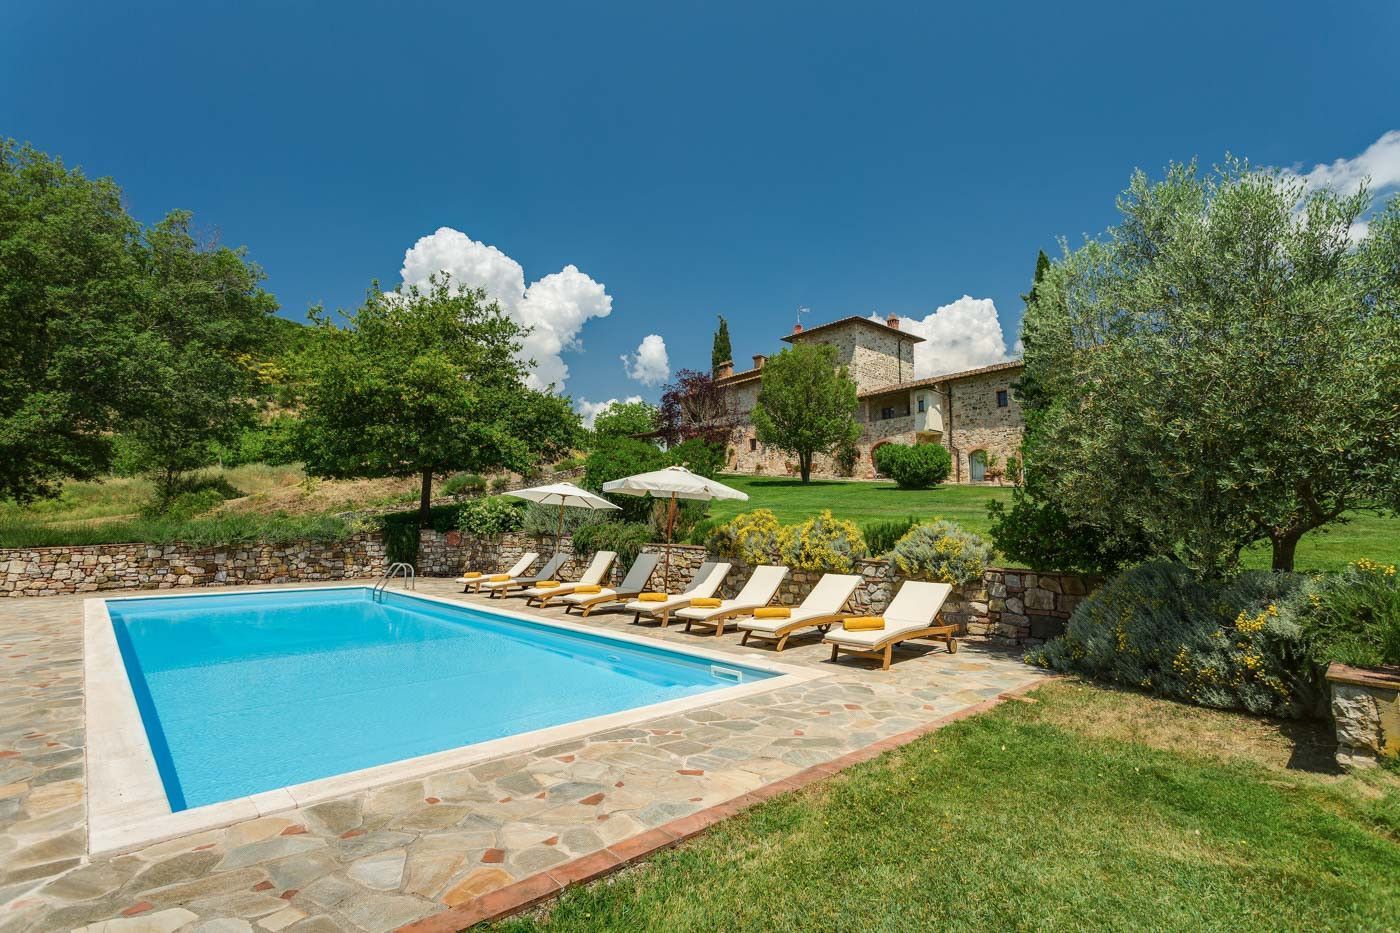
xmin=373 ymin=562 xmax=415 ymax=600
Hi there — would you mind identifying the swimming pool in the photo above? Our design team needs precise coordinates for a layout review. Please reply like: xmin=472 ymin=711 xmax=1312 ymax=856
xmin=100 ymin=586 xmax=781 ymax=815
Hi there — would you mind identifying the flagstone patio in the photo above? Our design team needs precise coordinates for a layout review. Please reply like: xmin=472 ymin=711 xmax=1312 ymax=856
xmin=0 ymin=579 xmax=1044 ymax=932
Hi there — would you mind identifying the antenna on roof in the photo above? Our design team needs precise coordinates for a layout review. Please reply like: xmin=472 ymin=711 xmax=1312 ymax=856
xmin=796 ymin=306 xmax=810 ymax=326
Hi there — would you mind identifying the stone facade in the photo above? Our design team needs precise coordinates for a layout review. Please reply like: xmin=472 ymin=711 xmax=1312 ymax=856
xmin=980 ymin=568 xmax=1095 ymax=643
xmin=714 ymin=316 xmax=1024 ymax=481
xmin=0 ymin=534 xmax=386 ymax=597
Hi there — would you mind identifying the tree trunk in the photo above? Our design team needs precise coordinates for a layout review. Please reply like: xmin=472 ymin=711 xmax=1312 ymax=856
xmin=799 ymin=453 xmax=812 ymax=484
xmin=1270 ymin=531 xmax=1299 ymax=572
xmin=418 ymin=468 xmax=434 ymax=528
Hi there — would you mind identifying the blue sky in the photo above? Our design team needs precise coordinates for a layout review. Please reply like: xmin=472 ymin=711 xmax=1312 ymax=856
xmin=5 ymin=1 xmax=1398 ymax=420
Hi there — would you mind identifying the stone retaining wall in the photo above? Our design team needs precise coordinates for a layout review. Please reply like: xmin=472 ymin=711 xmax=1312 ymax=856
xmin=3 ymin=526 xmax=1096 ymax=647
xmin=1 ymin=534 xmax=387 ymax=597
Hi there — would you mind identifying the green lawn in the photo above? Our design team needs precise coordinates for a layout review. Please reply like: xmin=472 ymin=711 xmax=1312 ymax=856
xmin=707 ymin=475 xmax=1399 ymax=572
xmin=497 ymin=681 xmax=1400 ymax=932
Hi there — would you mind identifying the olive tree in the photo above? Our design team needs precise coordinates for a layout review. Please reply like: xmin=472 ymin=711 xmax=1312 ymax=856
xmin=1018 ymin=158 xmax=1400 ymax=574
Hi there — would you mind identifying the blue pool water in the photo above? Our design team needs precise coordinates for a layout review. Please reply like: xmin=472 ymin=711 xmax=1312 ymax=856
xmin=107 ymin=587 xmax=773 ymax=811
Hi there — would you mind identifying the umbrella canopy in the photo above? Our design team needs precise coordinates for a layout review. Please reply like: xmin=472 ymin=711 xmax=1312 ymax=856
xmin=505 ymin=482 xmax=619 ymax=557
xmin=602 ymin=466 xmax=748 ymax=502
xmin=506 ymin=482 xmax=620 ymax=511
xmin=603 ymin=467 xmax=747 ymax=585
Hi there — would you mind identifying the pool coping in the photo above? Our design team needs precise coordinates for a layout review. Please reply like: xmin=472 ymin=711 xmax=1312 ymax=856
xmin=83 ymin=584 xmax=824 ymax=857
xmin=398 ymin=676 xmax=1052 ymax=931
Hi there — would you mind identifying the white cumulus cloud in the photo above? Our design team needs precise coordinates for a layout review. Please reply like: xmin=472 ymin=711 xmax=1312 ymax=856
xmin=874 ymin=296 xmax=1016 ymax=380
xmin=398 ymin=227 xmax=612 ymax=391
xmin=621 ymin=334 xmax=670 ymax=387
xmin=575 ymin=396 xmax=643 ymax=430
xmin=1276 ymin=129 xmax=1400 ymax=242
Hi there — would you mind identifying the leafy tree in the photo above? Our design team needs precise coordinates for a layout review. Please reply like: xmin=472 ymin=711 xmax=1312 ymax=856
xmin=121 ymin=211 xmax=279 ymax=499
xmin=751 ymin=343 xmax=860 ymax=483
xmin=0 ymin=141 xmax=144 ymax=501
xmin=0 ymin=141 xmax=279 ymax=503
xmin=711 ymin=315 xmax=732 ymax=371
xmin=666 ymin=437 xmax=724 ymax=478
xmin=592 ymin=400 xmax=658 ymax=438
xmin=658 ymin=368 xmax=740 ymax=446
xmin=296 ymin=275 xmax=578 ymax=526
xmin=582 ymin=436 xmax=668 ymax=523
xmin=1018 ymin=158 xmax=1400 ymax=575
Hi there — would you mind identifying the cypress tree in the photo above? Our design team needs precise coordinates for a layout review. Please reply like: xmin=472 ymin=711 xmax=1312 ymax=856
xmin=711 ymin=315 xmax=732 ymax=371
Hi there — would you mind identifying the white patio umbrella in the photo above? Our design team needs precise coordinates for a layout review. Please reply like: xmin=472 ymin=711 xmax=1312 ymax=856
xmin=602 ymin=466 xmax=748 ymax=585
xmin=505 ymin=482 xmax=620 ymax=557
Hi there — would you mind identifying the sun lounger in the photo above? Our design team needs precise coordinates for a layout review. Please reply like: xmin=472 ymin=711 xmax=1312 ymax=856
xmin=624 ymin=562 xmax=732 ymax=627
xmin=561 ymin=553 xmax=663 ymax=616
xmin=482 ymin=552 xmax=567 ymax=597
xmin=524 ymin=551 xmax=618 ymax=606
xmin=736 ymin=573 xmax=863 ymax=651
xmin=675 ymin=565 xmax=790 ymax=637
xmin=458 ymin=552 xmax=537 ymax=593
xmin=823 ymin=581 xmax=956 ymax=670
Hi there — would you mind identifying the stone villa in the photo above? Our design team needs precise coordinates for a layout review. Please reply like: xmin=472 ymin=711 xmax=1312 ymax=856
xmin=713 ymin=315 xmax=1024 ymax=482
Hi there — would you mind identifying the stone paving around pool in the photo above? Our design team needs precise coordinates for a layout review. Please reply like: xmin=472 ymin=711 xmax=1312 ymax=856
xmin=0 ymin=579 xmax=1045 ymax=932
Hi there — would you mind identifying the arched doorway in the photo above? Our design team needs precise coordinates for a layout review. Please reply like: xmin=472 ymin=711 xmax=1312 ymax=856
xmin=870 ymin=441 xmax=895 ymax=474
xmin=968 ymin=449 xmax=987 ymax=482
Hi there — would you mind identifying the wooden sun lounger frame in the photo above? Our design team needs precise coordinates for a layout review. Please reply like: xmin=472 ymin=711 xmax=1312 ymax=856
xmin=564 ymin=589 xmax=648 ymax=617
xmin=825 ymin=615 xmax=959 ymax=671
xmin=681 ymin=604 xmax=776 ymax=638
xmin=738 ymin=608 xmax=851 ymax=652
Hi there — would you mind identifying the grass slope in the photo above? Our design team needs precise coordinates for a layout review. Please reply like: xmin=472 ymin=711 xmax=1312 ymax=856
xmin=497 ymin=681 xmax=1400 ymax=932
xmin=707 ymin=475 xmax=1399 ymax=572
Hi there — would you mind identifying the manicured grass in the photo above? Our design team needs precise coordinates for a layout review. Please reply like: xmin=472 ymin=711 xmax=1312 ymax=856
xmin=706 ymin=475 xmax=1013 ymax=537
xmin=497 ymin=681 xmax=1400 ymax=932
xmin=707 ymin=475 xmax=1400 ymax=572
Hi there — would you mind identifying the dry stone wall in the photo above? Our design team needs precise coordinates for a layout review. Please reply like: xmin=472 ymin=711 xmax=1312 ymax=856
xmin=1 ymin=534 xmax=386 ymax=597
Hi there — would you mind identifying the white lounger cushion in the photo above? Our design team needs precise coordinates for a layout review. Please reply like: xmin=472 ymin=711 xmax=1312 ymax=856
xmin=673 ymin=565 xmax=788 ymax=621
xmin=624 ymin=562 xmax=731 ymax=613
xmin=736 ymin=573 xmax=862 ymax=633
xmin=563 ymin=553 xmax=661 ymax=604
xmin=458 ymin=552 xmax=536 ymax=583
xmin=522 ymin=551 xmax=616 ymax=598
xmin=825 ymin=581 xmax=952 ymax=647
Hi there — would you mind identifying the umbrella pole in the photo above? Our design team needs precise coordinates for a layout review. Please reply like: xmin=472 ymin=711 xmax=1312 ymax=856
xmin=663 ymin=492 xmax=677 ymax=590
xmin=556 ymin=502 xmax=564 ymax=561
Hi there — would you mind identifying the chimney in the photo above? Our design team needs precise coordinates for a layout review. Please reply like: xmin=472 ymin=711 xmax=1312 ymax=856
xmin=886 ymin=313 xmax=900 ymax=330
xmin=792 ymin=322 xmax=803 ymax=334
xmin=752 ymin=354 xmax=767 ymax=370
xmin=715 ymin=360 xmax=734 ymax=379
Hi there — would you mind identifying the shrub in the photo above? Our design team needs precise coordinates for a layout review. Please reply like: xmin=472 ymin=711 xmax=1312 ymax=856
xmin=141 ymin=487 xmax=225 ymax=521
xmin=523 ymin=501 xmax=601 ymax=538
xmin=0 ymin=512 xmax=361 ymax=549
xmin=667 ymin=438 xmax=725 ymax=479
xmin=573 ymin=520 xmax=652 ymax=568
xmin=888 ymin=519 xmax=991 ymax=586
xmin=705 ymin=509 xmax=784 ymax=565
xmin=1004 ymin=455 xmax=1023 ymax=486
xmin=490 ymin=475 xmax=513 ymax=493
xmin=441 ymin=472 xmax=487 ymax=497
xmin=987 ymin=480 xmax=1151 ymax=576
xmin=456 ymin=496 xmax=525 ymax=537
xmin=685 ymin=516 xmax=722 ymax=546
xmin=875 ymin=443 xmax=951 ymax=489
xmin=654 ymin=498 xmax=710 ymax=543
xmin=1027 ymin=561 xmax=1319 ymax=718
xmin=1296 ymin=559 xmax=1400 ymax=668
xmin=213 ymin=415 xmax=301 ymax=468
xmin=862 ymin=516 xmax=917 ymax=557
xmin=833 ymin=435 xmax=860 ymax=477
xmin=778 ymin=509 xmax=867 ymax=572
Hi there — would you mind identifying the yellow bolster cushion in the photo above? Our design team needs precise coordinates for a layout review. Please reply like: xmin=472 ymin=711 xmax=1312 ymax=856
xmin=574 ymin=584 xmax=603 ymax=594
xmin=843 ymin=616 xmax=885 ymax=631
xmin=638 ymin=592 xmax=669 ymax=602
xmin=462 ymin=571 xmax=482 ymax=579
xmin=536 ymin=580 xmax=560 ymax=588
xmin=753 ymin=607 xmax=791 ymax=619
xmin=689 ymin=597 xmax=723 ymax=608
xmin=489 ymin=574 xmax=511 ymax=582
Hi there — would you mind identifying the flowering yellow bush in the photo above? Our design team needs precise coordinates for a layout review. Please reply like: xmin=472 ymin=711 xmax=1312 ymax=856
xmin=777 ymin=510 xmax=867 ymax=572
xmin=888 ymin=520 xmax=991 ymax=586
xmin=704 ymin=509 xmax=784 ymax=565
